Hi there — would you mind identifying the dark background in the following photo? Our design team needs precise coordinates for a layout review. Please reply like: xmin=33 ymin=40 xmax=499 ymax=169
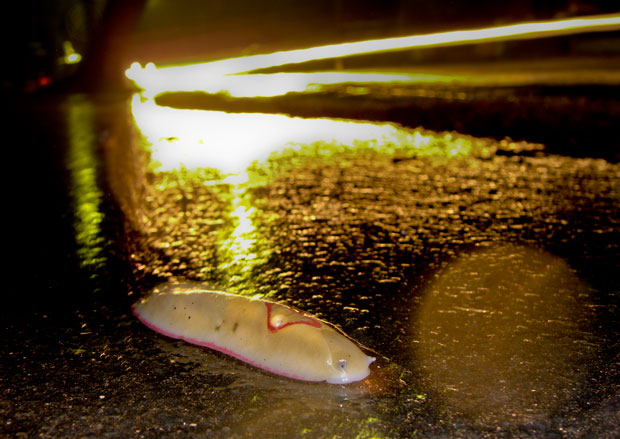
xmin=2 ymin=0 xmax=620 ymax=92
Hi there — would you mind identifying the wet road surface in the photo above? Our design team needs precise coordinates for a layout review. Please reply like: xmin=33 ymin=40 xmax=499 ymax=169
xmin=2 ymin=74 xmax=619 ymax=438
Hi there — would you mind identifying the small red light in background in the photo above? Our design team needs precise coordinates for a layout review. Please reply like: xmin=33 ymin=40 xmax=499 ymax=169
xmin=39 ymin=75 xmax=51 ymax=87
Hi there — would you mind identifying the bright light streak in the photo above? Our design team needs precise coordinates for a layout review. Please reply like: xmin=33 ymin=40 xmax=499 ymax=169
xmin=221 ymin=13 xmax=620 ymax=74
xmin=125 ymin=67 xmax=425 ymax=97
xmin=130 ymin=94 xmax=434 ymax=173
xmin=126 ymin=13 xmax=620 ymax=95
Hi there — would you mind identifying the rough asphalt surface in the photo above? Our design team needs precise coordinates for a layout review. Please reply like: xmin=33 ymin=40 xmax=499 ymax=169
xmin=2 ymin=81 xmax=619 ymax=438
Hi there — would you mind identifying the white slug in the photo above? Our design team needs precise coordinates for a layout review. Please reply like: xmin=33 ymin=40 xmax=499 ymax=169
xmin=132 ymin=284 xmax=375 ymax=384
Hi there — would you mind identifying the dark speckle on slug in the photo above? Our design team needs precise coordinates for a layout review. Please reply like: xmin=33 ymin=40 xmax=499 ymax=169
xmin=232 ymin=322 xmax=238 ymax=332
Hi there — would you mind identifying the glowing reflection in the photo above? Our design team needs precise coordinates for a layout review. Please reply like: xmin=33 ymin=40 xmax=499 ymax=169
xmin=415 ymin=244 xmax=597 ymax=423
xmin=129 ymin=94 xmax=457 ymax=174
xmin=126 ymin=13 xmax=620 ymax=97
xmin=218 ymin=174 xmax=260 ymax=291
xmin=66 ymin=96 xmax=106 ymax=273
xmin=128 ymin=92 xmax=494 ymax=292
xmin=129 ymin=95 xmax=431 ymax=288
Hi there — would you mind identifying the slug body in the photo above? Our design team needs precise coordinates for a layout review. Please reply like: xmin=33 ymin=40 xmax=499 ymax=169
xmin=131 ymin=284 xmax=375 ymax=384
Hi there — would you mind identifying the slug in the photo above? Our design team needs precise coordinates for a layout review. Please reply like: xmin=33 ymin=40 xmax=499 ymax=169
xmin=132 ymin=284 xmax=375 ymax=384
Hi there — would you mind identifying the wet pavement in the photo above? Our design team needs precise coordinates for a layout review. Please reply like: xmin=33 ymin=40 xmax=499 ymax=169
xmin=2 ymin=72 xmax=619 ymax=438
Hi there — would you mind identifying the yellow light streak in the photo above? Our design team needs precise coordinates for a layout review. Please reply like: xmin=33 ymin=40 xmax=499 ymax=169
xmin=125 ymin=13 xmax=620 ymax=98
xmin=66 ymin=95 xmax=106 ymax=274
xmin=221 ymin=13 xmax=620 ymax=74
xmin=125 ymin=66 xmax=425 ymax=97
xmin=126 ymin=13 xmax=620 ymax=95
xmin=130 ymin=94 xmax=438 ymax=174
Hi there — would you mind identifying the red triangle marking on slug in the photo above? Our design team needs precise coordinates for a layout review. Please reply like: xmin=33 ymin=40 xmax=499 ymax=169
xmin=265 ymin=302 xmax=322 ymax=333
